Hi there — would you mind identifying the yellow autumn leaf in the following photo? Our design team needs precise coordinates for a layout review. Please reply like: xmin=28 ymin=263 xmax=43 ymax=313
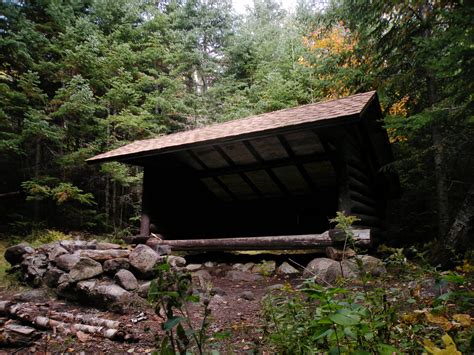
xmin=452 ymin=314 xmax=472 ymax=327
xmin=401 ymin=312 xmax=422 ymax=324
xmin=423 ymin=334 xmax=461 ymax=355
xmin=425 ymin=313 xmax=453 ymax=331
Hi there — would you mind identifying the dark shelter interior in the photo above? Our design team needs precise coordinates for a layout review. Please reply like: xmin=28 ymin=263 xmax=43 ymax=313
xmin=88 ymin=91 xmax=400 ymax=241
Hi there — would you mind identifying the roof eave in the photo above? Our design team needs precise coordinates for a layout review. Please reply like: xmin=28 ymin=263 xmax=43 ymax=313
xmin=86 ymin=112 xmax=363 ymax=166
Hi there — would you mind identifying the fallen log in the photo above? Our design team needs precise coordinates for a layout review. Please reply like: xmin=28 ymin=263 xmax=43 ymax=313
xmin=155 ymin=230 xmax=371 ymax=251
xmin=0 ymin=322 xmax=41 ymax=347
xmin=123 ymin=234 xmax=150 ymax=245
xmin=0 ymin=301 xmax=136 ymax=342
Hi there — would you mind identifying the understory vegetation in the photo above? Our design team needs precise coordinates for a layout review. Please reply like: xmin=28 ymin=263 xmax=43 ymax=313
xmin=262 ymin=214 xmax=473 ymax=353
xmin=262 ymin=261 xmax=473 ymax=353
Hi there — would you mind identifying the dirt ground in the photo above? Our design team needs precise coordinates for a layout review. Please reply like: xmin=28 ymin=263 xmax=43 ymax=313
xmin=0 ymin=258 xmax=300 ymax=354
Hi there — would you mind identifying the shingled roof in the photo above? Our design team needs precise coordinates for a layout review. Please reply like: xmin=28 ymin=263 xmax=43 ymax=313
xmin=87 ymin=91 xmax=377 ymax=164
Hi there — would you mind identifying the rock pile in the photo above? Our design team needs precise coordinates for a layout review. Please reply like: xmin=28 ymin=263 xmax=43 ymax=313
xmin=4 ymin=240 xmax=171 ymax=312
xmin=4 ymin=240 xmax=387 ymax=312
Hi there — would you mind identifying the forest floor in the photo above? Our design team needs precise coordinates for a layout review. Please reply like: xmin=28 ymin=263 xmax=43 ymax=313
xmin=0 ymin=269 xmax=293 ymax=353
xmin=0 ymin=247 xmax=473 ymax=353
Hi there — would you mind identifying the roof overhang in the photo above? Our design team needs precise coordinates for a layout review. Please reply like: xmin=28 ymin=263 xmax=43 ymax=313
xmin=87 ymin=91 xmax=377 ymax=165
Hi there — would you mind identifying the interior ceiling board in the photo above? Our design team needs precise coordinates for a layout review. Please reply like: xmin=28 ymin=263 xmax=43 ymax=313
xmin=218 ymin=174 xmax=257 ymax=200
xmin=283 ymin=131 xmax=325 ymax=156
xmin=249 ymin=136 xmax=289 ymax=161
xmin=174 ymin=151 xmax=203 ymax=170
xmin=245 ymin=170 xmax=285 ymax=198
xmin=219 ymin=141 xmax=257 ymax=165
xmin=192 ymin=146 xmax=229 ymax=169
xmin=201 ymin=178 xmax=233 ymax=201
xmin=304 ymin=161 xmax=337 ymax=186
xmin=272 ymin=165 xmax=312 ymax=195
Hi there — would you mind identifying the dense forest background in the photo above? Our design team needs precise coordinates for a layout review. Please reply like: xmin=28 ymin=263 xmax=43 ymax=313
xmin=0 ymin=0 xmax=472 ymax=262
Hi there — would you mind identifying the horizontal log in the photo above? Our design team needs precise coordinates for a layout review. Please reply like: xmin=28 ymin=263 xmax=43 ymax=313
xmin=351 ymin=200 xmax=378 ymax=216
xmin=348 ymin=178 xmax=375 ymax=197
xmin=349 ymin=190 xmax=377 ymax=207
xmin=156 ymin=230 xmax=371 ymax=251
xmin=123 ymin=234 xmax=150 ymax=245
xmin=0 ymin=191 xmax=21 ymax=199
xmin=346 ymin=160 xmax=370 ymax=178
xmin=352 ymin=214 xmax=383 ymax=227
xmin=347 ymin=165 xmax=371 ymax=185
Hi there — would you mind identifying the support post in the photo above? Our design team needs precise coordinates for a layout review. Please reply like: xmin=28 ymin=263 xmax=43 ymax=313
xmin=139 ymin=166 xmax=151 ymax=237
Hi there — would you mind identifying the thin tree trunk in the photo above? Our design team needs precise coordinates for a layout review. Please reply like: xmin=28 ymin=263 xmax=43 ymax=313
xmin=105 ymin=176 xmax=110 ymax=228
xmin=430 ymin=183 xmax=474 ymax=267
xmin=432 ymin=125 xmax=449 ymax=237
xmin=422 ymin=3 xmax=449 ymax=238
xmin=112 ymin=179 xmax=117 ymax=232
xmin=34 ymin=138 xmax=41 ymax=221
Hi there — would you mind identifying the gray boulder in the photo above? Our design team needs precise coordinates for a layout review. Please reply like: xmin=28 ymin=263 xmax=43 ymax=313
xmin=326 ymin=247 xmax=356 ymax=261
xmin=55 ymin=253 xmax=80 ymax=272
xmin=47 ymin=245 xmax=68 ymax=262
xmin=341 ymin=255 xmax=387 ymax=277
xmin=138 ymin=281 xmax=151 ymax=298
xmin=239 ymin=291 xmax=255 ymax=301
xmin=21 ymin=254 xmax=49 ymax=286
xmin=73 ymin=280 xmax=132 ymax=312
xmin=69 ymin=257 xmax=103 ymax=282
xmin=76 ymin=249 xmax=130 ymax=262
xmin=276 ymin=262 xmax=299 ymax=275
xmin=145 ymin=238 xmax=172 ymax=255
xmin=115 ymin=269 xmax=138 ymax=291
xmin=96 ymin=242 xmax=122 ymax=250
xmin=185 ymin=264 xmax=202 ymax=272
xmin=103 ymin=258 xmax=130 ymax=275
xmin=95 ymin=284 xmax=131 ymax=312
xmin=4 ymin=243 xmax=34 ymax=265
xmin=128 ymin=244 xmax=160 ymax=278
xmin=44 ymin=268 xmax=65 ymax=288
xmin=252 ymin=260 xmax=276 ymax=275
xmin=192 ymin=270 xmax=212 ymax=290
xmin=59 ymin=240 xmax=96 ymax=253
xmin=232 ymin=262 xmax=254 ymax=273
xmin=303 ymin=258 xmax=342 ymax=284
xmin=225 ymin=270 xmax=263 ymax=282
xmin=167 ymin=255 xmax=186 ymax=267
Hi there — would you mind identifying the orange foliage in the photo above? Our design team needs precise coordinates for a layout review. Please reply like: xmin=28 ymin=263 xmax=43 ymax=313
xmin=298 ymin=26 xmax=360 ymax=100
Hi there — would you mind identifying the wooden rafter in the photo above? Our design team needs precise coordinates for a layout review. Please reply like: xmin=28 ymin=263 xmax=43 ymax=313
xmin=197 ymin=150 xmax=329 ymax=178
xmin=186 ymin=150 xmax=237 ymax=200
xmin=212 ymin=145 xmax=263 ymax=198
xmin=277 ymin=135 xmax=318 ymax=193
xmin=242 ymin=140 xmax=290 ymax=196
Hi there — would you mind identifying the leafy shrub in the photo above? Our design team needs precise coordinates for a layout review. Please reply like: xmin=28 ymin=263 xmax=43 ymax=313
xmin=148 ymin=261 xmax=212 ymax=354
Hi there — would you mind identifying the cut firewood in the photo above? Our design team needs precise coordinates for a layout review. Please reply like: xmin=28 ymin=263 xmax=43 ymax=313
xmin=0 ymin=322 xmax=41 ymax=346
xmin=0 ymin=301 xmax=136 ymax=342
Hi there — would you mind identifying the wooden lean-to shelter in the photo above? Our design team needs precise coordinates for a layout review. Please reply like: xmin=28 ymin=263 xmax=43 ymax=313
xmin=87 ymin=91 xmax=399 ymax=251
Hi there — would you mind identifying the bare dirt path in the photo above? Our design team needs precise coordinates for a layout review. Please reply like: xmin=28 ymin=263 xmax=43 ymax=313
xmin=0 ymin=271 xmax=296 ymax=353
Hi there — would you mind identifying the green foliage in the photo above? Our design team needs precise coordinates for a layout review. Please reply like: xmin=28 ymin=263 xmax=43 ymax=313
xmin=263 ymin=280 xmax=399 ymax=354
xmin=22 ymin=180 xmax=94 ymax=206
xmin=148 ymin=260 xmax=212 ymax=354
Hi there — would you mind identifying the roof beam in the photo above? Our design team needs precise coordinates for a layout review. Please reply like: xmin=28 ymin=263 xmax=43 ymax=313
xmin=276 ymin=135 xmax=319 ymax=193
xmin=186 ymin=150 xmax=237 ymax=201
xmin=212 ymin=145 xmax=263 ymax=198
xmin=196 ymin=150 xmax=330 ymax=178
xmin=242 ymin=141 xmax=290 ymax=197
